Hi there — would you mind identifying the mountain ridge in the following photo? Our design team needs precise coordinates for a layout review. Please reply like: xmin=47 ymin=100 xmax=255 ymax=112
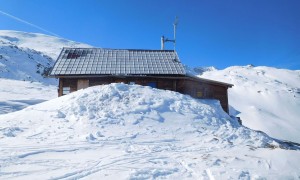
xmin=0 ymin=30 xmax=92 ymax=59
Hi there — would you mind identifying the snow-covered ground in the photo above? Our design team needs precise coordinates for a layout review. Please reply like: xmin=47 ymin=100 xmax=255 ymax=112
xmin=200 ymin=65 xmax=300 ymax=143
xmin=0 ymin=79 xmax=57 ymax=114
xmin=0 ymin=84 xmax=299 ymax=179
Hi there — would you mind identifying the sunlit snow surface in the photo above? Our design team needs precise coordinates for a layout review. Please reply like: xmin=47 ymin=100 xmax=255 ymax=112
xmin=200 ymin=65 xmax=300 ymax=143
xmin=0 ymin=30 xmax=91 ymax=113
xmin=0 ymin=30 xmax=92 ymax=59
xmin=0 ymin=84 xmax=299 ymax=179
xmin=0 ymin=79 xmax=57 ymax=114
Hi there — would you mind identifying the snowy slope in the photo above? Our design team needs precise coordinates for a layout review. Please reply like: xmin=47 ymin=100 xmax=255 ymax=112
xmin=0 ymin=30 xmax=93 ymax=114
xmin=0 ymin=30 xmax=93 ymax=82
xmin=184 ymin=65 xmax=217 ymax=76
xmin=0 ymin=30 xmax=92 ymax=59
xmin=200 ymin=66 xmax=300 ymax=143
xmin=0 ymin=84 xmax=299 ymax=179
xmin=0 ymin=40 xmax=56 ymax=83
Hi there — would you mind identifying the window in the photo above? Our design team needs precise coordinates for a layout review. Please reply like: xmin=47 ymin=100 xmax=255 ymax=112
xmin=62 ymin=87 xmax=70 ymax=95
xmin=197 ymin=91 xmax=203 ymax=98
xmin=147 ymin=82 xmax=157 ymax=88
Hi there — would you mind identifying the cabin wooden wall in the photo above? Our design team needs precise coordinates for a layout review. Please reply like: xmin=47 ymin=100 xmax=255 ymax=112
xmin=59 ymin=77 xmax=177 ymax=96
xmin=58 ymin=78 xmax=77 ymax=96
xmin=58 ymin=77 xmax=229 ymax=113
xmin=89 ymin=77 xmax=176 ymax=91
xmin=178 ymin=79 xmax=229 ymax=113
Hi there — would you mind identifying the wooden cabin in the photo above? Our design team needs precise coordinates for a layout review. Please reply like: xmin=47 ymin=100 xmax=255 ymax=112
xmin=49 ymin=48 xmax=233 ymax=113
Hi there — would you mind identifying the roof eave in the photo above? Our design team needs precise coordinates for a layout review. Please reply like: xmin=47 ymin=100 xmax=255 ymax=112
xmin=48 ymin=74 xmax=186 ymax=78
xmin=49 ymin=73 xmax=233 ymax=88
xmin=186 ymin=74 xmax=233 ymax=88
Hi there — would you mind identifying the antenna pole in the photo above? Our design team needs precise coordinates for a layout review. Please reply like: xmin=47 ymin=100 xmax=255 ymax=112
xmin=160 ymin=16 xmax=178 ymax=51
xmin=173 ymin=16 xmax=178 ymax=51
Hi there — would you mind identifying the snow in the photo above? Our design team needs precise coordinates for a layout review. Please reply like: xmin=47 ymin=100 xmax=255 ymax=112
xmin=0 ymin=30 xmax=93 ymax=82
xmin=0 ymin=30 xmax=92 ymax=113
xmin=0 ymin=84 xmax=299 ymax=179
xmin=0 ymin=30 xmax=300 ymax=179
xmin=0 ymin=40 xmax=56 ymax=83
xmin=0 ymin=79 xmax=57 ymax=114
xmin=0 ymin=30 xmax=92 ymax=59
xmin=184 ymin=65 xmax=217 ymax=76
xmin=200 ymin=65 xmax=300 ymax=143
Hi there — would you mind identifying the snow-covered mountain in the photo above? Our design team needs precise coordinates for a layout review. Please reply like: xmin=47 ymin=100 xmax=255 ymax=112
xmin=0 ymin=30 xmax=92 ymax=83
xmin=0 ymin=30 xmax=93 ymax=114
xmin=0 ymin=40 xmax=55 ymax=82
xmin=0 ymin=84 xmax=299 ymax=179
xmin=199 ymin=65 xmax=300 ymax=143
xmin=184 ymin=65 xmax=217 ymax=76
xmin=0 ymin=30 xmax=92 ymax=59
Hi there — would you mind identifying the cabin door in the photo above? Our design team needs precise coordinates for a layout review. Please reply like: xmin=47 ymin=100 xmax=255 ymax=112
xmin=77 ymin=79 xmax=89 ymax=90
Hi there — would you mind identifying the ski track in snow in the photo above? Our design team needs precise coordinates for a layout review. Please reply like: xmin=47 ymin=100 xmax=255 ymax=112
xmin=0 ymin=84 xmax=299 ymax=179
xmin=1 ymin=139 xmax=299 ymax=179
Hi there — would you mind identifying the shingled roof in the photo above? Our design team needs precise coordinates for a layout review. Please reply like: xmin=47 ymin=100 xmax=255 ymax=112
xmin=50 ymin=48 xmax=186 ymax=76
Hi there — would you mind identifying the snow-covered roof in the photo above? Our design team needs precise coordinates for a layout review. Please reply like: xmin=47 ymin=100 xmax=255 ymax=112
xmin=50 ymin=48 xmax=186 ymax=76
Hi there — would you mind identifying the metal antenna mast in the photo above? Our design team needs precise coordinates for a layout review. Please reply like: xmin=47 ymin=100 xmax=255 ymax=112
xmin=173 ymin=16 xmax=178 ymax=51
xmin=161 ymin=16 xmax=179 ymax=51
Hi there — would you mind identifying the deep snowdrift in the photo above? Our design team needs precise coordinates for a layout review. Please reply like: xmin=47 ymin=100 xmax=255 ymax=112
xmin=0 ymin=83 xmax=271 ymax=146
xmin=0 ymin=84 xmax=299 ymax=179
xmin=200 ymin=65 xmax=300 ymax=143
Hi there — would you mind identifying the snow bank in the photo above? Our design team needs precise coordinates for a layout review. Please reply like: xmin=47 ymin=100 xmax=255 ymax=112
xmin=0 ymin=83 xmax=275 ymax=147
xmin=0 ymin=84 xmax=299 ymax=179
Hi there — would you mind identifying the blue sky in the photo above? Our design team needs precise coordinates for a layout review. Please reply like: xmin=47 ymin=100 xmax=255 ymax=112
xmin=0 ymin=0 xmax=299 ymax=70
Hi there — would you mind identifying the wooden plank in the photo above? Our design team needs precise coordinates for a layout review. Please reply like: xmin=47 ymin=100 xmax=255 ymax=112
xmin=77 ymin=79 xmax=89 ymax=90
